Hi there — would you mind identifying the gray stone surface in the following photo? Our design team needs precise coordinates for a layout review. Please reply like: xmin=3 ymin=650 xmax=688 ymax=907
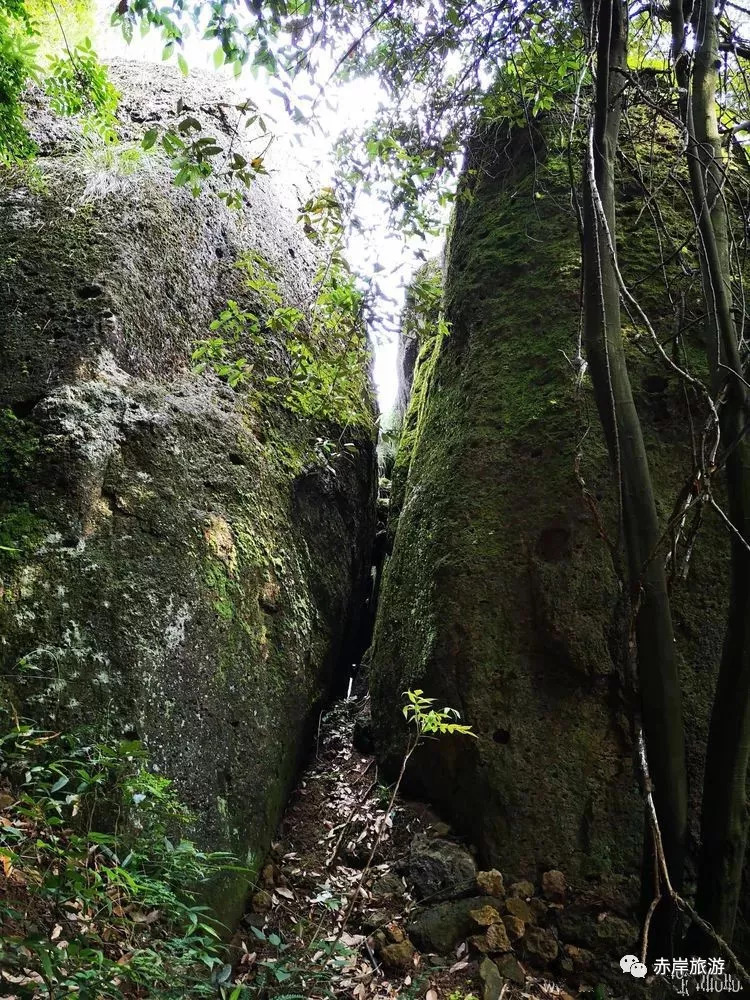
xmin=0 ymin=62 xmax=376 ymax=930
xmin=408 ymin=834 xmax=477 ymax=900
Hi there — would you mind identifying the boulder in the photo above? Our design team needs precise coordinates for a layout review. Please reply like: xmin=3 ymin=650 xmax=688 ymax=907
xmin=384 ymin=921 xmax=406 ymax=943
xmin=485 ymin=922 xmax=512 ymax=953
xmin=370 ymin=113 xmax=728 ymax=903
xmin=0 ymin=62 xmax=376 ymax=931
xmin=376 ymin=939 xmax=415 ymax=971
xmin=529 ymin=897 xmax=549 ymax=923
xmin=372 ymin=873 xmax=406 ymax=899
xmin=502 ymin=914 xmax=525 ymax=942
xmin=407 ymin=834 xmax=477 ymax=900
xmin=361 ymin=909 xmax=390 ymax=933
xmin=557 ymin=908 xmax=638 ymax=954
xmin=496 ymin=953 xmax=526 ymax=986
xmin=250 ymin=890 xmax=272 ymax=914
xmin=563 ymin=943 xmax=595 ymax=972
xmin=408 ymin=895 xmax=505 ymax=954
xmin=469 ymin=934 xmax=491 ymax=954
xmin=508 ymin=880 xmax=535 ymax=899
xmin=505 ymin=896 xmax=534 ymax=924
xmin=469 ymin=905 xmax=502 ymax=927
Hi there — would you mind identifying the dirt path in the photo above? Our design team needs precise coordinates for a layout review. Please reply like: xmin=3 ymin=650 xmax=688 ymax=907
xmin=225 ymin=697 xmax=621 ymax=1000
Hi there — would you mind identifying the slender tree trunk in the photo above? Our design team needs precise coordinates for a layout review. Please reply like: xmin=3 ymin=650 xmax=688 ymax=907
xmin=582 ymin=0 xmax=688 ymax=947
xmin=671 ymin=0 xmax=750 ymax=943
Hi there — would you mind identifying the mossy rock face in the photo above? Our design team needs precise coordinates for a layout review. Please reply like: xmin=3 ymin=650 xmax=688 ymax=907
xmin=370 ymin=117 xmax=730 ymax=898
xmin=0 ymin=63 xmax=376 ymax=931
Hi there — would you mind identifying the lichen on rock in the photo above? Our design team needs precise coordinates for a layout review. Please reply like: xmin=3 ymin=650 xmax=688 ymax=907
xmin=370 ymin=112 xmax=731 ymax=904
xmin=0 ymin=61 xmax=376 ymax=931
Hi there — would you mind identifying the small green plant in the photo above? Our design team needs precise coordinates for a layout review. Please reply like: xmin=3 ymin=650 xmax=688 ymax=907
xmin=0 ymin=0 xmax=41 ymax=162
xmin=141 ymin=98 xmax=271 ymax=204
xmin=242 ymin=920 xmax=354 ymax=996
xmin=329 ymin=691 xmax=475 ymax=946
xmin=0 ymin=713 xmax=249 ymax=997
xmin=44 ymin=36 xmax=119 ymax=136
xmin=403 ymin=260 xmax=451 ymax=346
xmin=192 ymin=224 xmax=372 ymax=436
xmin=402 ymin=689 xmax=477 ymax=738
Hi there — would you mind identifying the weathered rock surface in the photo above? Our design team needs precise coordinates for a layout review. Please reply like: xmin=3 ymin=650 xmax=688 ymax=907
xmin=407 ymin=834 xmax=477 ymax=900
xmin=479 ymin=957 xmax=503 ymax=1000
xmin=523 ymin=924 xmax=558 ymax=963
xmin=0 ymin=63 xmax=376 ymax=928
xmin=370 ymin=113 xmax=730 ymax=899
xmin=407 ymin=895 xmax=505 ymax=953
xmin=508 ymin=880 xmax=535 ymax=899
xmin=496 ymin=952 xmax=526 ymax=986
xmin=555 ymin=908 xmax=638 ymax=954
xmin=541 ymin=869 xmax=566 ymax=904
xmin=476 ymin=868 xmax=505 ymax=897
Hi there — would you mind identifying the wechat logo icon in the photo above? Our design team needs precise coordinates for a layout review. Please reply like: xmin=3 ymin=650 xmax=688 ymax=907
xmin=620 ymin=954 xmax=648 ymax=978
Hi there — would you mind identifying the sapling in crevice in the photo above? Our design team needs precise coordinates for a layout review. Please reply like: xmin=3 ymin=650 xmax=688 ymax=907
xmin=329 ymin=689 xmax=476 ymax=946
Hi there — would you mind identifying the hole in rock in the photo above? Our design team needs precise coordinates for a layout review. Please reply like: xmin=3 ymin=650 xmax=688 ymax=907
xmin=10 ymin=397 xmax=43 ymax=419
xmin=536 ymin=523 xmax=571 ymax=562
xmin=493 ymin=728 xmax=511 ymax=745
xmin=76 ymin=284 xmax=104 ymax=299
xmin=643 ymin=374 xmax=668 ymax=394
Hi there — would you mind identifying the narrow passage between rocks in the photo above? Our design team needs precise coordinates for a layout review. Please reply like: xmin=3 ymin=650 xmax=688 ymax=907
xmin=226 ymin=698 xmax=637 ymax=1000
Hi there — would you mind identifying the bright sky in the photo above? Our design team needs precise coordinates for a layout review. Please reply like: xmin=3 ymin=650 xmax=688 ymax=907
xmin=93 ymin=3 xmax=441 ymax=414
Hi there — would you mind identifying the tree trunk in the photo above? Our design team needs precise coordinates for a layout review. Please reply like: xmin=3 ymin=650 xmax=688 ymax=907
xmin=582 ymin=0 xmax=688 ymax=948
xmin=671 ymin=0 xmax=750 ymax=944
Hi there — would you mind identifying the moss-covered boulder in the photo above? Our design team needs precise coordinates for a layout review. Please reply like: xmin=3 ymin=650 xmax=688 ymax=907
xmin=370 ymin=117 xmax=730 ymax=899
xmin=0 ymin=63 xmax=376 ymax=928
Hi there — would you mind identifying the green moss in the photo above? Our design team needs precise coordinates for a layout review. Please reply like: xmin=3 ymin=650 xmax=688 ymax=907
xmin=391 ymin=329 xmax=444 ymax=518
xmin=0 ymin=507 xmax=49 ymax=583
xmin=0 ymin=101 xmax=377 ymax=944
xmin=372 ymin=112 xmax=732 ymax=890
xmin=0 ymin=408 xmax=41 ymax=489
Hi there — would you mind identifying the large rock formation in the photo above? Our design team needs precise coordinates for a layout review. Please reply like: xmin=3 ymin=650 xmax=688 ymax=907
xmin=0 ymin=63 xmax=376 ymax=927
xmin=370 ymin=116 xmax=732 ymax=905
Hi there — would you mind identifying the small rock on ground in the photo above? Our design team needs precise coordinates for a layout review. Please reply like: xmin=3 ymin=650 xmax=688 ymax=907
xmin=542 ymin=868 xmax=566 ymax=903
xmin=486 ymin=921 xmax=512 ymax=952
xmin=502 ymin=913 xmax=525 ymax=942
xmin=376 ymin=938 xmax=415 ymax=971
xmin=497 ymin=952 xmax=526 ymax=985
xmin=524 ymin=924 xmax=559 ymax=963
xmin=505 ymin=895 xmax=534 ymax=923
xmin=470 ymin=904 xmax=502 ymax=927
xmin=480 ymin=957 xmax=503 ymax=1000
xmin=509 ymin=880 xmax=535 ymax=898
xmin=477 ymin=869 xmax=505 ymax=896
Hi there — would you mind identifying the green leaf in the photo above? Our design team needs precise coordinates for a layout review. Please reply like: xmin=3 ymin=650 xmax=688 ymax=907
xmin=212 ymin=963 xmax=232 ymax=985
xmin=177 ymin=53 xmax=189 ymax=77
xmin=142 ymin=128 xmax=158 ymax=151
